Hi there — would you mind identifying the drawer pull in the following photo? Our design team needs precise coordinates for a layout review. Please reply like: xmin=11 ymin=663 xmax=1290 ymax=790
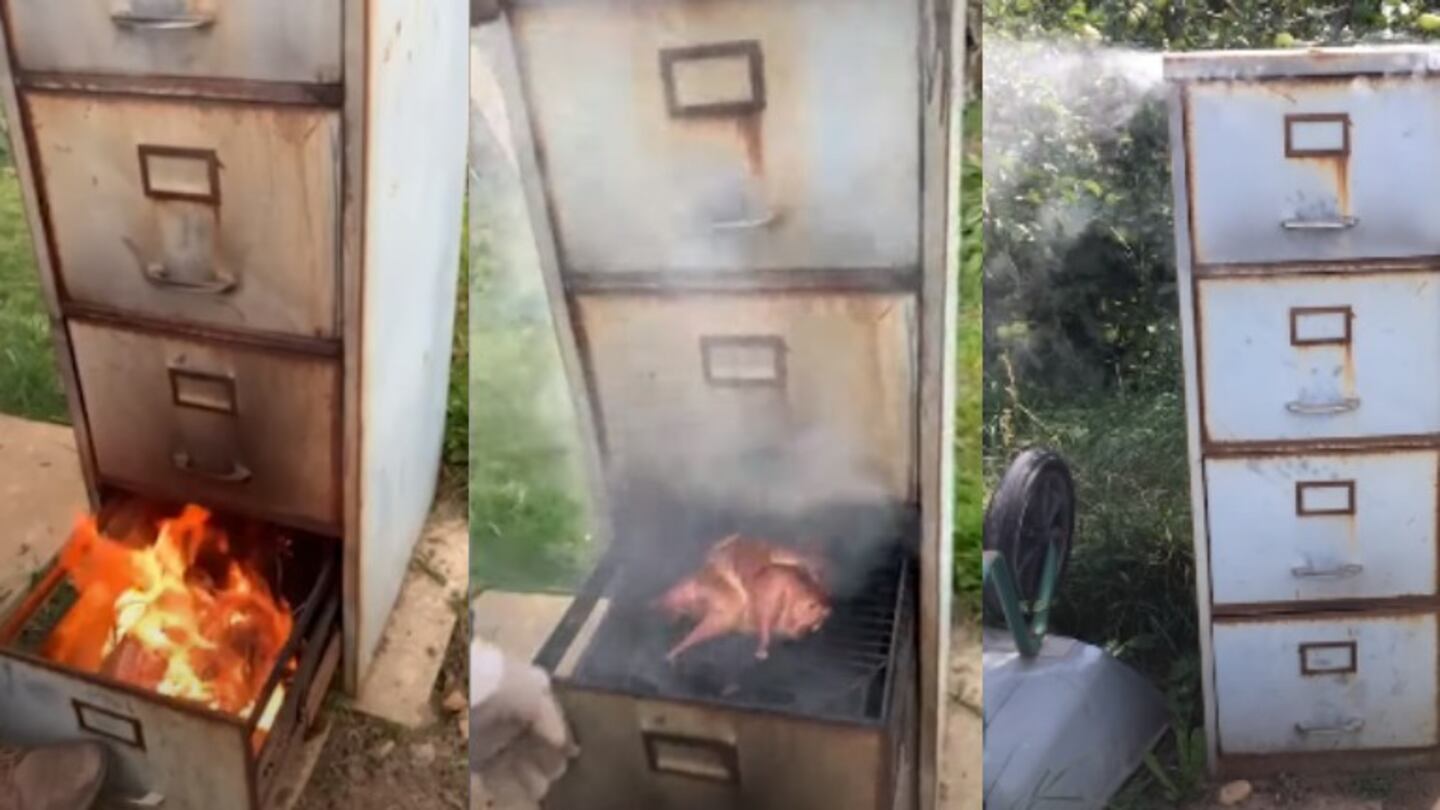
xmin=110 ymin=11 xmax=216 ymax=31
xmin=710 ymin=211 xmax=778 ymax=231
xmin=1291 ymin=563 xmax=1364 ymax=579
xmin=1281 ymin=216 xmax=1359 ymax=231
xmin=1285 ymin=397 xmax=1360 ymax=416
xmin=116 ymin=794 xmax=166 ymax=808
xmin=144 ymin=262 xmax=237 ymax=295
xmin=172 ymin=451 xmax=252 ymax=484
xmin=1295 ymin=717 xmax=1364 ymax=735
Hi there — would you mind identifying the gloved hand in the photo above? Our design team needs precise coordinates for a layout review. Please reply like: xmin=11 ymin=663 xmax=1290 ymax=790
xmin=0 ymin=741 xmax=106 ymax=810
xmin=469 ymin=639 xmax=577 ymax=806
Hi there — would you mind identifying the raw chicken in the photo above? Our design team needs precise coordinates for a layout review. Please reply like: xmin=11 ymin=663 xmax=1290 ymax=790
xmin=655 ymin=534 xmax=831 ymax=662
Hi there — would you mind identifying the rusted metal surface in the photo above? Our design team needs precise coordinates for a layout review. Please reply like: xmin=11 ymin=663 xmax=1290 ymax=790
xmin=509 ymin=0 xmax=921 ymax=276
xmin=1186 ymin=75 xmax=1440 ymax=266
xmin=1164 ymin=46 xmax=1440 ymax=83
xmin=1212 ymin=612 xmax=1438 ymax=753
xmin=3 ymin=0 xmax=343 ymax=85
xmin=67 ymin=320 xmax=342 ymax=532
xmin=16 ymin=70 xmax=344 ymax=107
xmin=1195 ymin=272 xmax=1440 ymax=444
xmin=28 ymin=91 xmax=342 ymax=340
xmin=1204 ymin=452 xmax=1437 ymax=606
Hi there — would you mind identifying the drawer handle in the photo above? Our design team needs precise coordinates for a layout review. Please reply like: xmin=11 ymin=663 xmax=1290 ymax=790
xmin=710 ymin=211 xmax=777 ymax=231
xmin=111 ymin=11 xmax=216 ymax=31
xmin=1295 ymin=718 xmax=1364 ymax=735
xmin=143 ymin=262 xmax=237 ymax=295
xmin=1281 ymin=216 xmax=1359 ymax=231
xmin=116 ymin=794 xmax=166 ymax=808
xmin=1291 ymin=563 xmax=1364 ymax=579
xmin=172 ymin=451 xmax=252 ymax=484
xmin=1285 ymin=397 xmax=1360 ymax=416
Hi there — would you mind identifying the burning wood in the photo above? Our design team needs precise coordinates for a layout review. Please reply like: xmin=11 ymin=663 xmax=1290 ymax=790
xmin=655 ymin=535 xmax=831 ymax=662
xmin=40 ymin=505 xmax=294 ymax=727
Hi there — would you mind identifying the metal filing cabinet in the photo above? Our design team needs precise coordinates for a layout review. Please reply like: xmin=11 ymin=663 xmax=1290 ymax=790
xmin=484 ymin=1 xmax=960 ymax=807
xmin=0 ymin=0 xmax=468 ymax=694
xmin=1166 ymin=47 xmax=1440 ymax=775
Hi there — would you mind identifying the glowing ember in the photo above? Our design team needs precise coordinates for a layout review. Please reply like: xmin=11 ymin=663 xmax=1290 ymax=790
xmin=41 ymin=505 xmax=294 ymax=727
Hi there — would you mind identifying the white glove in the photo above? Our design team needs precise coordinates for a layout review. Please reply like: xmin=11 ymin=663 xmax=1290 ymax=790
xmin=469 ymin=640 xmax=577 ymax=805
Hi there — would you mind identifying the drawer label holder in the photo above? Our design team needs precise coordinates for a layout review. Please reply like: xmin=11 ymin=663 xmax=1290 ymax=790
xmin=1299 ymin=641 xmax=1358 ymax=676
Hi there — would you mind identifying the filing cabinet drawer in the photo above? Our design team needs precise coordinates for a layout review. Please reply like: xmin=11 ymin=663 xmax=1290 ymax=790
xmin=514 ymin=0 xmax=920 ymax=274
xmin=577 ymin=293 xmax=917 ymax=508
xmin=69 ymin=320 xmax=340 ymax=529
xmin=1197 ymin=272 xmax=1440 ymax=443
xmin=29 ymin=92 xmax=340 ymax=339
xmin=1205 ymin=452 xmax=1437 ymax=605
xmin=1186 ymin=76 xmax=1440 ymax=266
xmin=1214 ymin=614 xmax=1438 ymax=753
xmin=6 ymin=0 xmax=342 ymax=84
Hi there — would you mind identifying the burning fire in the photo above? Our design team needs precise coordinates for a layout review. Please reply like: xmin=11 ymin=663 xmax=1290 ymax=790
xmin=42 ymin=505 xmax=294 ymax=726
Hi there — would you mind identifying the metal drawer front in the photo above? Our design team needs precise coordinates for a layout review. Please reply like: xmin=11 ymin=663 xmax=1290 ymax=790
xmin=69 ymin=321 xmax=340 ymax=530
xmin=6 ymin=0 xmax=342 ymax=84
xmin=1197 ymin=273 xmax=1440 ymax=443
xmin=1205 ymin=452 xmax=1438 ymax=606
xmin=1187 ymin=76 xmax=1440 ymax=266
xmin=512 ymin=0 xmax=920 ymax=275
xmin=576 ymin=293 xmax=917 ymax=511
xmin=1214 ymin=614 xmax=1438 ymax=754
xmin=29 ymin=93 xmax=340 ymax=339
xmin=0 ymin=653 xmax=253 ymax=810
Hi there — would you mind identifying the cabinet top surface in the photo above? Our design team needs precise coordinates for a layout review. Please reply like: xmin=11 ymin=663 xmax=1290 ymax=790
xmin=1164 ymin=45 xmax=1440 ymax=82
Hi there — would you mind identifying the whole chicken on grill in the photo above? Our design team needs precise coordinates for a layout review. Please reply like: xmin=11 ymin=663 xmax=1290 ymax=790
xmin=655 ymin=534 xmax=831 ymax=662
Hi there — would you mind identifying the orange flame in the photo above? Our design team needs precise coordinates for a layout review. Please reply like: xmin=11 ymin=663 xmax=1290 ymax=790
xmin=42 ymin=505 xmax=294 ymax=727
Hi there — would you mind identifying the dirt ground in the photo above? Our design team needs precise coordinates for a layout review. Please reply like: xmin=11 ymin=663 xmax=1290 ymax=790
xmin=1187 ymin=772 xmax=1440 ymax=810
xmin=294 ymin=617 xmax=469 ymax=810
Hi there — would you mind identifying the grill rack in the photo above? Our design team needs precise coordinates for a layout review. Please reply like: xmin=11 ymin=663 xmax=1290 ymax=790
xmin=573 ymin=548 xmax=911 ymax=724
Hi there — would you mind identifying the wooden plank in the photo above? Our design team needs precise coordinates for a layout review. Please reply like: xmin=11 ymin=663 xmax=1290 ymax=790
xmin=353 ymin=509 xmax=468 ymax=729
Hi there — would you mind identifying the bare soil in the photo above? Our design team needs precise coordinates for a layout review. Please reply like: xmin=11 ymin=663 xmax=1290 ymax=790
xmin=1187 ymin=772 xmax=1440 ymax=810
xmin=294 ymin=615 xmax=469 ymax=810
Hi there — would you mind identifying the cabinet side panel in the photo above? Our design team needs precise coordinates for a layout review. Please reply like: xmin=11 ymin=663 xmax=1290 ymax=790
xmin=355 ymin=0 xmax=469 ymax=680
xmin=1168 ymin=80 xmax=1218 ymax=770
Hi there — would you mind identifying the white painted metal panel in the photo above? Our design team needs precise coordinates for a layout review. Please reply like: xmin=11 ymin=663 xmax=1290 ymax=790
xmin=1205 ymin=452 xmax=1438 ymax=605
xmin=1213 ymin=614 xmax=1438 ymax=753
xmin=0 ymin=655 xmax=252 ymax=810
xmin=1187 ymin=76 xmax=1440 ymax=266
xmin=29 ymin=93 xmax=341 ymax=339
xmin=1197 ymin=273 xmax=1440 ymax=443
xmin=1168 ymin=80 xmax=1221 ymax=771
xmin=7 ymin=0 xmax=343 ymax=84
xmin=508 ymin=0 xmax=920 ymax=274
xmin=354 ymin=0 xmax=468 ymax=683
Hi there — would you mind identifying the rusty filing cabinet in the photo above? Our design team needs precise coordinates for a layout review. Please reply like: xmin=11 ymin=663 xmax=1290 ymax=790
xmin=483 ymin=1 xmax=961 ymax=808
xmin=0 ymin=0 xmax=468 ymax=699
xmin=1167 ymin=47 xmax=1440 ymax=775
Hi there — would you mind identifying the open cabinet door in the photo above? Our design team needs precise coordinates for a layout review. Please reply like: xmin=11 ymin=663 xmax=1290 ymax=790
xmin=917 ymin=0 xmax=964 ymax=807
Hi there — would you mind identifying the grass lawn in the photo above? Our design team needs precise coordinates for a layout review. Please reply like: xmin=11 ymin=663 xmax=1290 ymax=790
xmin=0 ymin=154 xmax=66 ymax=424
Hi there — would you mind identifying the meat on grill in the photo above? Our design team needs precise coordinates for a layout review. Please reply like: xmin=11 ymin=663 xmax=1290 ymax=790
xmin=655 ymin=535 xmax=831 ymax=662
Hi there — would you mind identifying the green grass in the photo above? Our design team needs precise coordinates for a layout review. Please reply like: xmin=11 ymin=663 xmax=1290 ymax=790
xmin=0 ymin=158 xmax=66 ymax=424
xmin=467 ymin=208 xmax=592 ymax=591
xmin=953 ymin=102 xmax=984 ymax=614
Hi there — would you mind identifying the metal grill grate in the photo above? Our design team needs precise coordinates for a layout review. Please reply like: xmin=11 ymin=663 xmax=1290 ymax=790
xmin=572 ymin=548 xmax=911 ymax=724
